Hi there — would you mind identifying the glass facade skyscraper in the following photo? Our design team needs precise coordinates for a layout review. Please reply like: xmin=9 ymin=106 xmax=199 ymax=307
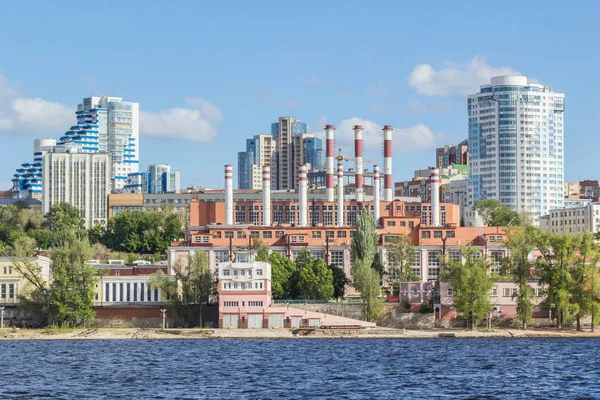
xmin=468 ymin=76 xmax=564 ymax=223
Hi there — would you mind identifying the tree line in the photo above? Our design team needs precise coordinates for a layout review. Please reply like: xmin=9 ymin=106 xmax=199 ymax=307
xmin=443 ymin=227 xmax=600 ymax=331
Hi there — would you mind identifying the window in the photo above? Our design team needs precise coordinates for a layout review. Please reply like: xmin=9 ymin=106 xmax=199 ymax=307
xmin=433 ymin=231 xmax=442 ymax=238
xmin=250 ymin=231 xmax=259 ymax=239
xmin=235 ymin=211 xmax=246 ymax=224
xmin=223 ymin=269 xmax=231 ymax=276
xmin=223 ymin=301 xmax=239 ymax=307
xmin=346 ymin=212 xmax=357 ymax=226
xmin=249 ymin=212 xmax=260 ymax=224
xmin=490 ymin=251 xmax=503 ymax=266
xmin=237 ymin=231 xmax=246 ymax=239
xmin=387 ymin=221 xmax=396 ymax=227
xmin=413 ymin=252 xmax=421 ymax=266
xmin=411 ymin=267 xmax=421 ymax=277
xmin=446 ymin=231 xmax=455 ymax=238
xmin=312 ymin=231 xmax=321 ymax=239
xmin=503 ymin=288 xmax=511 ymax=297
xmin=488 ymin=236 xmax=495 ymax=243
xmin=326 ymin=231 xmax=334 ymax=238
xmin=408 ymin=222 xmax=414 ymax=229
xmin=447 ymin=288 xmax=454 ymax=296
xmin=263 ymin=231 xmax=272 ymax=239
xmin=0 ymin=284 xmax=5 ymax=299
xmin=323 ymin=211 xmax=333 ymax=226
xmin=256 ymin=269 xmax=263 ymax=276
xmin=492 ymin=286 xmax=498 ymax=296
xmin=428 ymin=268 xmax=440 ymax=280
xmin=422 ymin=231 xmax=431 ymax=239
xmin=312 ymin=251 xmax=325 ymax=260
xmin=448 ymin=251 xmax=461 ymax=261
xmin=275 ymin=231 xmax=284 ymax=238
xmin=215 ymin=251 xmax=228 ymax=262
xmin=225 ymin=231 xmax=234 ymax=239
xmin=330 ymin=251 xmax=344 ymax=267
xmin=337 ymin=231 xmax=347 ymax=238
xmin=428 ymin=251 xmax=440 ymax=266
xmin=274 ymin=211 xmax=284 ymax=223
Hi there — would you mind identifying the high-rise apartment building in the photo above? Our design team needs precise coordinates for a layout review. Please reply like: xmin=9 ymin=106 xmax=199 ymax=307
xmin=436 ymin=140 xmax=468 ymax=168
xmin=42 ymin=148 xmax=111 ymax=228
xmin=60 ymin=96 xmax=139 ymax=191
xmin=292 ymin=134 xmax=324 ymax=187
xmin=124 ymin=164 xmax=180 ymax=194
xmin=271 ymin=117 xmax=307 ymax=190
xmin=468 ymin=75 xmax=565 ymax=223
xmin=11 ymin=96 xmax=139 ymax=198
xmin=237 ymin=134 xmax=276 ymax=190
xmin=12 ymin=138 xmax=57 ymax=199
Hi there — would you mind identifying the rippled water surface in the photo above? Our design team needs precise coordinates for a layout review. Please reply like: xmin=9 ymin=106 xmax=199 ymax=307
xmin=1 ymin=338 xmax=599 ymax=399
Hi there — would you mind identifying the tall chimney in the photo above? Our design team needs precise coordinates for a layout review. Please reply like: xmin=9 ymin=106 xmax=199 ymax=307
xmin=225 ymin=165 xmax=233 ymax=225
xmin=262 ymin=165 xmax=271 ymax=226
xmin=383 ymin=125 xmax=393 ymax=201
xmin=298 ymin=164 xmax=308 ymax=227
xmin=431 ymin=167 xmax=441 ymax=227
xmin=373 ymin=165 xmax=380 ymax=224
xmin=354 ymin=125 xmax=364 ymax=202
xmin=337 ymin=161 xmax=344 ymax=227
xmin=325 ymin=125 xmax=335 ymax=202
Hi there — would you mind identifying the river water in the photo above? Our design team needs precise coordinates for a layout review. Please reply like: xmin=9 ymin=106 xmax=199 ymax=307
xmin=0 ymin=338 xmax=598 ymax=399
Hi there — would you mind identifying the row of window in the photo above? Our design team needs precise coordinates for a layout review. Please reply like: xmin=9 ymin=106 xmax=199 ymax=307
xmin=223 ymin=301 xmax=264 ymax=307
xmin=421 ymin=231 xmax=456 ymax=239
xmin=221 ymin=282 xmax=264 ymax=290
xmin=222 ymin=269 xmax=263 ymax=277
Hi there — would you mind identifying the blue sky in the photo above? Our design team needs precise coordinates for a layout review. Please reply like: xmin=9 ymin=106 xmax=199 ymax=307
xmin=0 ymin=0 xmax=598 ymax=190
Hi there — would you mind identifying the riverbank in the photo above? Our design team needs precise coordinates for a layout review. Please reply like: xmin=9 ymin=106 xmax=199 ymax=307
xmin=1 ymin=327 xmax=600 ymax=340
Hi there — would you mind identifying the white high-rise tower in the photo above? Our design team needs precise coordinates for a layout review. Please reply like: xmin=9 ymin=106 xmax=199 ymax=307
xmin=467 ymin=76 xmax=565 ymax=224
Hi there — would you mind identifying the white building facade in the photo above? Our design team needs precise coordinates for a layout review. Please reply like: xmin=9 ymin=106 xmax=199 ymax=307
xmin=42 ymin=148 xmax=111 ymax=228
xmin=539 ymin=200 xmax=600 ymax=236
xmin=468 ymin=76 xmax=565 ymax=224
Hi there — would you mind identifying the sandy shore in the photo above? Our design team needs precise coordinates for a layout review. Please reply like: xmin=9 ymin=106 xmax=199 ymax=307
xmin=1 ymin=327 xmax=600 ymax=340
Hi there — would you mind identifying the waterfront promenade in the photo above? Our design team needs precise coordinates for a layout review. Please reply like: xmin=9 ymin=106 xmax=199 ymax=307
xmin=2 ymin=327 xmax=600 ymax=340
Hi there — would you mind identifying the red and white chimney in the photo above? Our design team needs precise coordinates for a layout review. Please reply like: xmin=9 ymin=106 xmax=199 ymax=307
xmin=337 ymin=161 xmax=344 ymax=227
xmin=225 ymin=165 xmax=233 ymax=225
xmin=262 ymin=165 xmax=271 ymax=226
xmin=299 ymin=164 xmax=308 ymax=227
xmin=373 ymin=165 xmax=380 ymax=224
xmin=431 ymin=167 xmax=441 ymax=226
xmin=325 ymin=125 xmax=335 ymax=202
xmin=383 ymin=125 xmax=393 ymax=201
xmin=354 ymin=125 xmax=364 ymax=202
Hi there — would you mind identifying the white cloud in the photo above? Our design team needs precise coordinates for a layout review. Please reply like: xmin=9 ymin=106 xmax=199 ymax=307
xmin=0 ymin=72 xmax=73 ymax=136
xmin=408 ymin=56 xmax=519 ymax=97
xmin=140 ymin=97 xmax=223 ymax=142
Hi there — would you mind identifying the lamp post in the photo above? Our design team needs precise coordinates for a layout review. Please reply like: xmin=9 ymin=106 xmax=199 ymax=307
xmin=160 ymin=309 xmax=167 ymax=329
xmin=0 ymin=307 xmax=4 ymax=329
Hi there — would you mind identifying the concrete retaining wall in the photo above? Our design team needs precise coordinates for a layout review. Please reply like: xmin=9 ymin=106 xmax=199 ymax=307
xmin=272 ymin=303 xmax=366 ymax=321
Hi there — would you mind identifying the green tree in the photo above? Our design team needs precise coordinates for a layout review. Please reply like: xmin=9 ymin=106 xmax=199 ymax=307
xmin=328 ymin=264 xmax=349 ymax=299
xmin=475 ymin=199 xmax=520 ymax=227
xmin=442 ymin=247 xmax=496 ymax=330
xmin=26 ymin=228 xmax=53 ymax=250
xmin=252 ymin=238 xmax=269 ymax=261
xmin=570 ymin=232 xmax=599 ymax=331
xmin=150 ymin=251 xmax=214 ymax=327
xmin=102 ymin=211 xmax=182 ymax=254
xmin=350 ymin=210 xmax=383 ymax=321
xmin=269 ymin=252 xmax=296 ymax=299
xmin=49 ymin=230 xmax=98 ymax=326
xmin=297 ymin=258 xmax=334 ymax=300
xmin=387 ymin=235 xmax=420 ymax=289
xmin=534 ymin=231 xmax=578 ymax=330
xmin=502 ymin=226 xmax=536 ymax=329
xmin=43 ymin=202 xmax=85 ymax=233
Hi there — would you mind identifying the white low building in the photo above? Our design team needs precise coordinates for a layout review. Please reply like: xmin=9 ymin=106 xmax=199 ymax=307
xmin=540 ymin=199 xmax=600 ymax=235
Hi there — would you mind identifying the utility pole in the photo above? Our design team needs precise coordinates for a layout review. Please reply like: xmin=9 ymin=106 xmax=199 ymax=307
xmin=160 ymin=309 xmax=167 ymax=329
xmin=0 ymin=307 xmax=5 ymax=329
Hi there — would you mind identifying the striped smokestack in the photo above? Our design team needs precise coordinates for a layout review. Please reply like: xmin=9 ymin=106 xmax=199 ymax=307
xmin=224 ymin=165 xmax=233 ymax=225
xmin=262 ymin=166 xmax=271 ymax=226
xmin=298 ymin=164 xmax=308 ymax=227
xmin=325 ymin=125 xmax=335 ymax=202
xmin=373 ymin=165 xmax=380 ymax=224
xmin=431 ymin=167 xmax=441 ymax=227
xmin=337 ymin=161 xmax=344 ymax=227
xmin=354 ymin=125 xmax=364 ymax=202
xmin=383 ymin=125 xmax=393 ymax=201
